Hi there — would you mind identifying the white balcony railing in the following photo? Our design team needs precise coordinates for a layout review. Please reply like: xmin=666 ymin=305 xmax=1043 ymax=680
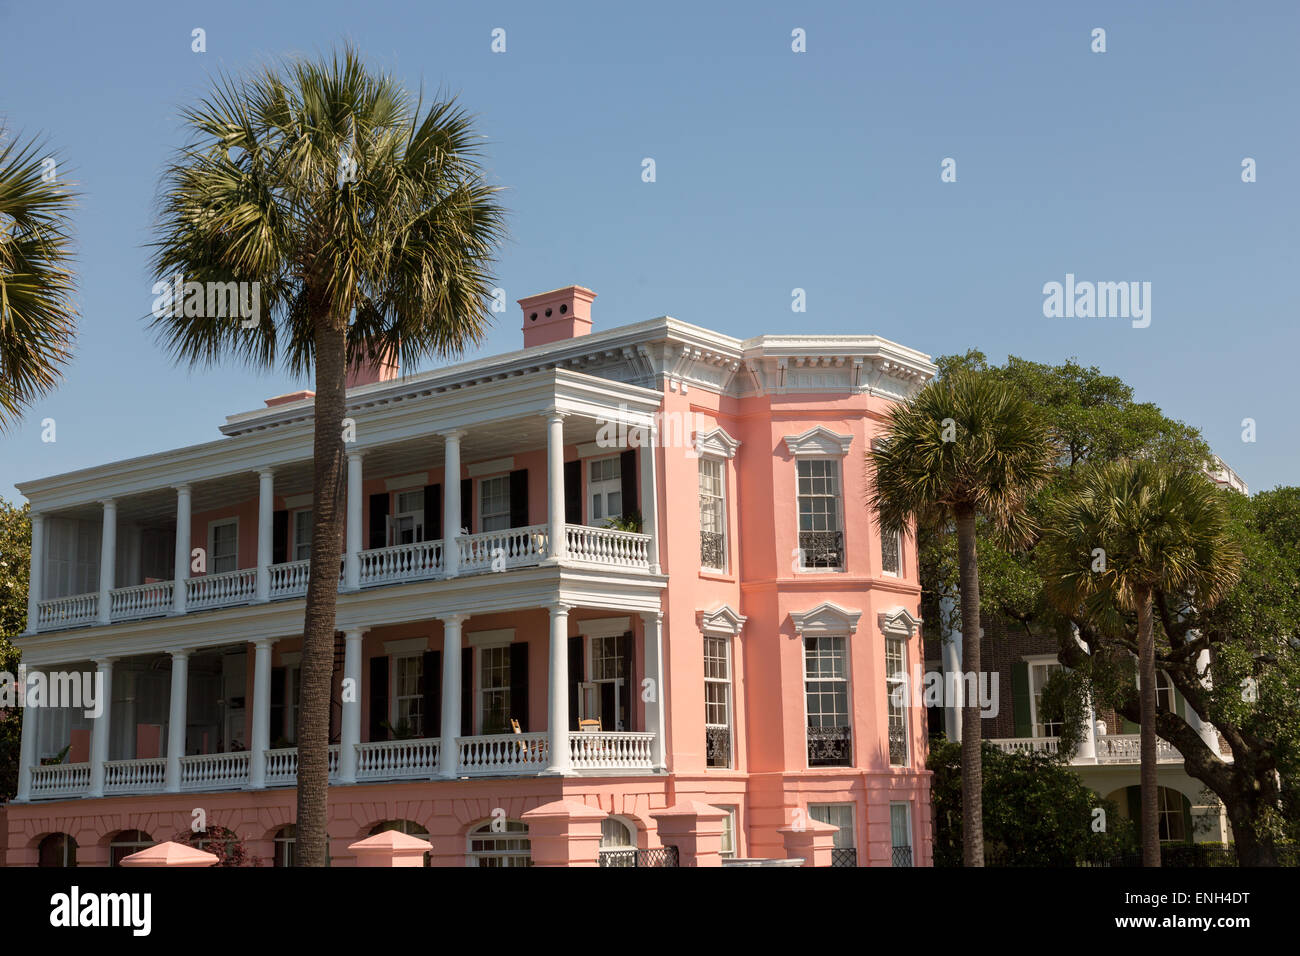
xmin=268 ymin=559 xmax=311 ymax=599
xmin=179 ymin=751 xmax=251 ymax=791
xmin=989 ymin=734 xmax=1182 ymax=765
xmin=568 ymin=731 xmax=655 ymax=770
xmin=36 ymin=592 xmax=98 ymax=629
xmin=988 ymin=737 xmax=1062 ymax=756
xmin=564 ymin=525 xmax=651 ymax=569
xmin=457 ymin=732 xmax=550 ymax=775
xmin=265 ymin=745 xmax=339 ymax=785
xmin=356 ymin=737 xmax=441 ymax=780
xmin=103 ymin=757 xmax=167 ymax=794
xmin=29 ymin=761 xmax=91 ymax=797
xmin=187 ymin=567 xmax=257 ymax=610
xmin=109 ymin=581 xmax=173 ymax=622
xmin=457 ymin=525 xmax=549 ymax=573
xmin=358 ymin=540 xmax=443 ymax=586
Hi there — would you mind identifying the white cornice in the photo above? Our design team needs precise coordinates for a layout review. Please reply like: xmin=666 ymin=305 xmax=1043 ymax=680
xmin=697 ymin=604 xmax=747 ymax=636
xmin=878 ymin=607 xmax=922 ymax=640
xmin=694 ymin=427 xmax=741 ymax=460
xmin=790 ymin=601 xmax=862 ymax=636
xmin=577 ymin=617 xmax=632 ymax=639
xmin=783 ymin=426 xmax=853 ymax=458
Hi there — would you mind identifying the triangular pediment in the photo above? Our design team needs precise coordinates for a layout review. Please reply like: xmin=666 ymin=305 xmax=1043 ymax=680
xmin=790 ymin=601 xmax=862 ymax=635
xmin=879 ymin=606 xmax=922 ymax=639
xmin=783 ymin=426 xmax=852 ymax=458
xmin=698 ymin=604 xmax=747 ymax=635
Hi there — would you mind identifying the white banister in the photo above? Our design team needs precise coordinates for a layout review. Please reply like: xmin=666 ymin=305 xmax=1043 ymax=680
xmin=568 ymin=731 xmax=655 ymax=770
xmin=458 ymin=525 xmax=548 ymax=573
xmin=179 ymin=751 xmax=251 ymax=791
xmin=358 ymin=540 xmax=443 ymax=585
xmin=185 ymin=567 xmax=257 ymax=609
xmin=357 ymin=738 xmax=441 ymax=780
xmin=564 ymin=525 xmax=650 ymax=568
xmin=458 ymin=733 xmax=550 ymax=775
xmin=268 ymin=559 xmax=311 ymax=598
xmin=37 ymin=592 xmax=98 ymax=629
xmin=103 ymin=757 xmax=167 ymax=794
xmin=109 ymin=581 xmax=174 ymax=621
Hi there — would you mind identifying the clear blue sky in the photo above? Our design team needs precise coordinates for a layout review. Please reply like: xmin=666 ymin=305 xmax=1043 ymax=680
xmin=2 ymin=0 xmax=1296 ymax=499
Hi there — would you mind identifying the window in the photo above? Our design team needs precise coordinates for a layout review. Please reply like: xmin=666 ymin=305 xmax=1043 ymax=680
xmin=699 ymin=458 xmax=726 ymax=570
xmin=468 ymin=819 xmax=532 ymax=867
xmin=704 ymin=635 xmax=732 ymax=768
xmin=886 ymin=638 xmax=908 ymax=766
xmin=370 ymin=820 xmax=430 ymax=867
xmin=292 ymin=509 xmax=312 ymax=561
xmin=881 ymin=528 xmax=901 ymax=576
xmin=209 ymin=519 xmax=238 ymax=574
xmin=890 ymin=803 xmax=914 ymax=867
xmin=1029 ymin=660 xmax=1064 ymax=738
xmin=109 ymin=829 xmax=154 ymax=867
xmin=479 ymin=476 xmax=511 ymax=533
xmin=38 ymin=833 xmax=78 ymax=867
xmin=598 ymin=817 xmax=637 ymax=865
xmin=588 ymin=457 xmax=622 ymax=523
xmin=809 ymin=804 xmax=857 ymax=853
xmin=1157 ymin=787 xmax=1187 ymax=842
xmin=391 ymin=489 xmax=425 ymax=545
xmin=582 ymin=636 xmax=627 ymax=731
xmin=805 ymin=636 xmax=851 ymax=766
xmin=479 ymin=645 xmax=511 ymax=734
xmin=1156 ymin=670 xmax=1176 ymax=714
xmin=272 ymin=825 xmax=296 ymax=868
xmin=797 ymin=459 xmax=843 ymax=569
xmin=717 ymin=806 xmax=738 ymax=859
xmin=392 ymin=654 xmax=424 ymax=738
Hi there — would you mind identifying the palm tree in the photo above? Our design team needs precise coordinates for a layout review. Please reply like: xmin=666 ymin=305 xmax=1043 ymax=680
xmin=1041 ymin=459 xmax=1240 ymax=867
xmin=148 ymin=45 xmax=506 ymax=865
xmin=0 ymin=128 xmax=77 ymax=428
xmin=870 ymin=371 xmax=1055 ymax=866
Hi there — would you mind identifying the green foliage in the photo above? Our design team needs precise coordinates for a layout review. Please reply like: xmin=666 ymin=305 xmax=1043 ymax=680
xmin=0 ymin=498 xmax=29 ymax=798
xmin=603 ymin=510 xmax=643 ymax=533
xmin=173 ymin=825 xmax=259 ymax=867
xmin=928 ymin=739 xmax=1137 ymax=866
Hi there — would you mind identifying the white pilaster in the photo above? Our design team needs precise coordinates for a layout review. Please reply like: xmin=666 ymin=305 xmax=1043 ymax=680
xmin=544 ymin=602 xmax=572 ymax=774
xmin=439 ymin=614 xmax=467 ymax=778
xmin=87 ymin=658 xmax=114 ymax=797
xmin=256 ymin=469 xmax=274 ymax=601
xmin=338 ymin=628 xmax=365 ymax=784
xmin=640 ymin=423 xmax=661 ymax=573
xmin=249 ymin=639 xmax=274 ymax=788
xmin=1074 ymin=627 xmax=1097 ymax=762
xmin=345 ymin=452 xmax=364 ymax=589
xmin=939 ymin=594 xmax=963 ymax=742
xmin=172 ymin=484 xmax=191 ymax=615
xmin=641 ymin=610 xmax=667 ymax=771
xmin=164 ymin=649 xmax=190 ymax=792
xmin=1190 ymin=646 xmax=1222 ymax=757
xmin=442 ymin=430 xmax=464 ymax=577
xmin=545 ymin=410 xmax=567 ymax=562
xmin=97 ymin=499 xmax=116 ymax=624
xmin=26 ymin=512 xmax=43 ymax=634
xmin=15 ymin=682 xmax=39 ymax=801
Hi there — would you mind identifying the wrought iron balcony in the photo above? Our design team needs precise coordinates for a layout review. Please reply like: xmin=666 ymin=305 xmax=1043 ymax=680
xmin=806 ymin=725 xmax=851 ymax=766
xmin=700 ymin=530 xmax=725 ymax=570
xmin=705 ymin=726 xmax=731 ymax=768
xmin=798 ymin=530 xmax=843 ymax=570
xmin=888 ymin=726 xmax=908 ymax=766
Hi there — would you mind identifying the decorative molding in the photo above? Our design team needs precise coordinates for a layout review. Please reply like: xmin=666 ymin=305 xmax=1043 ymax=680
xmin=467 ymin=457 xmax=515 ymax=478
xmin=697 ymin=604 xmax=747 ymax=636
xmin=790 ymin=601 xmax=862 ymax=636
xmin=385 ymin=472 xmax=429 ymax=492
xmin=783 ymin=426 xmax=853 ymax=458
xmin=878 ymin=606 xmax=922 ymax=640
xmin=466 ymin=628 xmax=515 ymax=647
xmin=383 ymin=637 xmax=429 ymax=656
xmin=694 ymin=426 xmax=741 ymax=460
xmin=577 ymin=617 xmax=633 ymax=639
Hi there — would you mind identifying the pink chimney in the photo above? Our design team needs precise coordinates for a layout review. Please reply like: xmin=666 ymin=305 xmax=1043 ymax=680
xmin=519 ymin=286 xmax=596 ymax=349
xmin=345 ymin=345 xmax=401 ymax=389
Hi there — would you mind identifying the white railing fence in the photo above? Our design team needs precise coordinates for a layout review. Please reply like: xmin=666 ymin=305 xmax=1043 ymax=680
xmin=29 ymin=762 xmax=91 ymax=797
xmin=458 ymin=732 xmax=550 ymax=774
xmin=179 ymin=751 xmax=250 ymax=791
xmin=457 ymin=525 xmax=549 ymax=573
xmin=109 ymin=581 xmax=173 ymax=622
xmin=356 ymin=738 xmax=441 ymax=780
xmin=268 ymin=559 xmax=311 ymax=598
xmin=103 ymin=757 xmax=167 ymax=794
xmin=568 ymin=731 xmax=656 ymax=770
xmin=358 ymin=541 xmax=444 ymax=586
xmin=37 ymin=592 xmax=98 ymax=629
xmin=564 ymin=525 xmax=651 ymax=568
xmin=187 ymin=567 xmax=257 ymax=610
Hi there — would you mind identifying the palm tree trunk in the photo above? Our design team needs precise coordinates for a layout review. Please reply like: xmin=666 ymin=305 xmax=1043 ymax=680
xmin=954 ymin=507 xmax=984 ymax=866
xmin=295 ymin=315 xmax=348 ymax=866
xmin=1136 ymin=586 xmax=1161 ymax=868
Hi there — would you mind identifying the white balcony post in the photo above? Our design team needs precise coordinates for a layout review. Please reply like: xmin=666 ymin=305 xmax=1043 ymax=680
xmin=97 ymin=499 xmax=117 ymax=624
xmin=545 ymin=410 xmax=567 ymax=562
xmin=640 ymin=423 xmax=660 ymax=573
xmin=172 ymin=484 xmax=191 ymax=615
xmin=164 ymin=649 xmax=190 ymax=792
xmin=939 ymin=594 xmax=963 ymax=743
xmin=345 ymin=452 xmax=364 ymax=589
xmin=249 ymin=639 xmax=274 ymax=789
xmin=438 ymin=613 xmax=467 ymax=778
xmin=27 ymin=512 xmax=43 ymax=634
xmin=544 ymin=601 xmax=572 ymax=774
xmin=87 ymin=658 xmax=114 ymax=797
xmin=15 ymin=681 xmax=40 ymax=801
xmin=256 ymin=469 xmax=274 ymax=601
xmin=338 ymin=628 xmax=365 ymax=784
xmin=442 ymin=430 xmax=464 ymax=577
xmin=1074 ymin=627 xmax=1097 ymax=763
xmin=1190 ymin=646 xmax=1223 ymax=757
xmin=641 ymin=610 xmax=667 ymax=771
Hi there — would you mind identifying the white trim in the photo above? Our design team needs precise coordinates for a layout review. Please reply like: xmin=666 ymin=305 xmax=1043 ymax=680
xmin=783 ymin=426 xmax=852 ymax=458
xmin=467 ymin=457 xmax=515 ymax=478
xmin=577 ymin=617 xmax=632 ymax=639
xmin=697 ymin=604 xmax=746 ymax=636
xmin=466 ymin=628 xmax=516 ymax=648
xmin=800 ymin=631 xmax=854 ymax=770
xmin=283 ymin=493 xmax=312 ymax=509
xmin=383 ymin=637 xmax=430 ymax=656
xmin=793 ymin=456 xmax=846 ymax=573
xmin=694 ymin=426 xmax=740 ymax=460
xmin=878 ymin=607 xmax=922 ymax=640
xmin=385 ymin=473 xmax=429 ymax=492
xmin=206 ymin=516 xmax=240 ymax=575
xmin=791 ymin=601 xmax=861 ymax=636
xmin=579 ymin=440 xmax=623 ymax=457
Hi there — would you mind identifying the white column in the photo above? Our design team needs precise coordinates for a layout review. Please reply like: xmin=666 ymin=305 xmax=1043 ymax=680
xmin=640 ymin=423 xmax=661 ymax=573
xmin=338 ymin=628 xmax=365 ymax=784
xmin=172 ymin=484 xmax=191 ymax=614
xmin=438 ymin=614 xmax=467 ymax=778
xmin=249 ymin=639 xmax=274 ymax=788
xmin=544 ymin=602 xmax=572 ymax=774
xmin=256 ymin=469 xmax=274 ymax=601
xmin=345 ymin=452 xmax=364 ymax=589
xmin=164 ymin=649 xmax=190 ymax=792
xmin=442 ymin=430 xmax=464 ymax=577
xmin=545 ymin=410 xmax=567 ymax=562
xmin=97 ymin=499 xmax=117 ymax=624
xmin=87 ymin=658 xmax=114 ymax=797
xmin=1074 ymin=627 xmax=1097 ymax=762
xmin=940 ymin=594 xmax=963 ymax=742
xmin=1190 ymin=646 xmax=1223 ymax=757
xmin=641 ymin=610 xmax=667 ymax=771
xmin=15 ymin=680 xmax=40 ymax=800
xmin=26 ymin=512 xmax=43 ymax=634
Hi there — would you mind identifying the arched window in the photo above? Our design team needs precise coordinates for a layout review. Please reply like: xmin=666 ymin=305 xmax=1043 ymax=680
xmin=272 ymin=825 xmax=296 ymax=868
xmin=467 ymin=820 xmax=531 ymax=867
xmin=109 ymin=829 xmax=154 ymax=867
xmin=1157 ymin=787 xmax=1188 ymax=842
xmin=598 ymin=817 xmax=637 ymax=866
xmin=38 ymin=833 xmax=78 ymax=867
xmin=1155 ymin=671 xmax=1176 ymax=714
xmin=370 ymin=820 xmax=430 ymax=866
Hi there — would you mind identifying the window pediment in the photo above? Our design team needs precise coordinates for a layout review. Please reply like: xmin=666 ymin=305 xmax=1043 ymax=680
xmin=878 ymin=607 xmax=922 ymax=640
xmin=790 ymin=601 xmax=861 ymax=636
xmin=694 ymin=426 xmax=741 ymax=460
xmin=783 ymin=426 xmax=852 ymax=458
xmin=698 ymin=604 xmax=747 ymax=636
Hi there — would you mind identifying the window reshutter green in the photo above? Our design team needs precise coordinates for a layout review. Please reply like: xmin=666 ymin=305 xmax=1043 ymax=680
xmin=620 ymin=631 xmax=636 ymax=731
xmin=460 ymin=478 xmax=473 ymax=534
xmin=272 ymin=510 xmax=289 ymax=564
xmin=369 ymin=656 xmax=389 ymax=741
xmin=510 ymin=642 xmax=529 ymax=732
xmin=424 ymin=484 xmax=441 ymax=542
xmin=461 ymin=646 xmax=473 ymax=733
xmin=568 ymin=635 xmax=584 ymax=730
xmin=564 ymin=460 xmax=581 ymax=524
xmin=423 ymin=650 xmax=440 ymax=738
xmin=619 ymin=450 xmax=637 ymax=515
xmin=509 ymin=470 xmax=529 ymax=528
xmin=368 ymin=493 xmax=389 ymax=550
xmin=1012 ymin=661 xmax=1032 ymax=737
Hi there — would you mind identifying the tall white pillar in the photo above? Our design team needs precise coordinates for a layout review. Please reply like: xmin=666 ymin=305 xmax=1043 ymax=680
xmin=544 ymin=602 xmax=572 ymax=774
xmin=164 ymin=649 xmax=190 ymax=792
xmin=27 ymin=512 xmax=43 ymax=634
xmin=442 ymin=430 xmax=464 ymax=577
xmin=256 ymin=469 xmax=274 ymax=601
xmin=87 ymin=658 xmax=114 ymax=797
xmin=1190 ymin=646 xmax=1222 ymax=757
xmin=97 ymin=499 xmax=117 ymax=624
xmin=1074 ymin=627 xmax=1097 ymax=762
xmin=345 ymin=452 xmax=364 ymax=589
xmin=172 ymin=484 xmax=191 ymax=615
xmin=249 ymin=639 xmax=274 ymax=788
xmin=640 ymin=423 xmax=661 ymax=573
xmin=940 ymin=595 xmax=963 ymax=742
xmin=15 ymin=680 xmax=40 ymax=801
xmin=641 ymin=610 xmax=667 ymax=771
xmin=545 ymin=410 xmax=567 ymax=562
xmin=338 ymin=628 xmax=365 ymax=784
xmin=438 ymin=614 xmax=467 ymax=778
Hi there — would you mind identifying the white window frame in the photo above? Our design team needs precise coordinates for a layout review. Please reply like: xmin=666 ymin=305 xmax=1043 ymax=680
xmin=1026 ymin=654 xmax=1064 ymax=738
xmin=889 ymin=802 xmax=914 ymax=867
xmin=580 ymin=634 xmax=627 ymax=731
xmin=802 ymin=633 xmax=853 ymax=768
xmin=467 ymin=819 xmax=532 ymax=867
xmin=795 ymin=457 xmax=846 ymax=572
xmin=703 ymin=633 xmax=733 ymax=769
xmin=716 ymin=805 xmax=739 ymax=859
xmin=881 ymin=527 xmax=901 ymax=577
xmin=390 ymin=652 xmax=425 ymax=738
xmin=292 ymin=508 xmax=313 ymax=562
xmin=886 ymin=636 xmax=908 ymax=767
xmin=478 ymin=475 xmax=511 ymax=533
xmin=587 ymin=455 xmax=623 ymax=524
xmin=698 ymin=456 xmax=728 ymax=572
xmin=476 ymin=641 xmax=513 ymax=735
xmin=207 ymin=518 xmax=239 ymax=575
xmin=390 ymin=488 xmax=425 ymax=546
xmin=598 ymin=816 xmax=637 ymax=857
xmin=809 ymin=803 xmax=857 ymax=850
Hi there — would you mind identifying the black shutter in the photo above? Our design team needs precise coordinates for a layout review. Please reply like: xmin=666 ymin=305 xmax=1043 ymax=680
xmin=620 ymin=631 xmax=636 ymax=731
xmin=272 ymin=510 xmax=289 ymax=564
xmin=460 ymin=478 xmax=473 ymax=534
xmin=423 ymin=650 xmax=440 ymax=738
xmin=509 ymin=469 xmax=529 ymax=528
xmin=368 ymin=493 xmax=389 ymax=550
xmin=461 ymin=646 xmax=473 ymax=733
xmin=369 ymin=656 xmax=389 ymax=741
xmin=270 ymin=666 xmax=286 ymax=743
xmin=424 ymin=484 xmax=441 ymax=541
xmin=568 ymin=635 xmax=584 ymax=731
xmin=620 ymin=449 xmax=637 ymax=516
xmin=510 ymin=642 xmax=529 ymax=732
xmin=564 ymin=459 xmax=582 ymax=524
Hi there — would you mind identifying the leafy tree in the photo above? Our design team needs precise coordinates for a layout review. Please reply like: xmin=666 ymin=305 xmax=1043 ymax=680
xmin=148 ymin=45 xmax=506 ymax=864
xmin=0 ymin=498 xmax=30 ymax=799
xmin=173 ymin=824 xmax=259 ymax=866
xmin=871 ymin=371 xmax=1056 ymax=866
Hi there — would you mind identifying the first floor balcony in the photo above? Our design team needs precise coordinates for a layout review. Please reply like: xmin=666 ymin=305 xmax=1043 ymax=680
xmin=988 ymin=734 xmax=1186 ymax=765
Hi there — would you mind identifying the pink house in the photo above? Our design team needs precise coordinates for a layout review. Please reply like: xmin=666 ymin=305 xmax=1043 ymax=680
xmin=7 ymin=286 xmax=937 ymax=867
